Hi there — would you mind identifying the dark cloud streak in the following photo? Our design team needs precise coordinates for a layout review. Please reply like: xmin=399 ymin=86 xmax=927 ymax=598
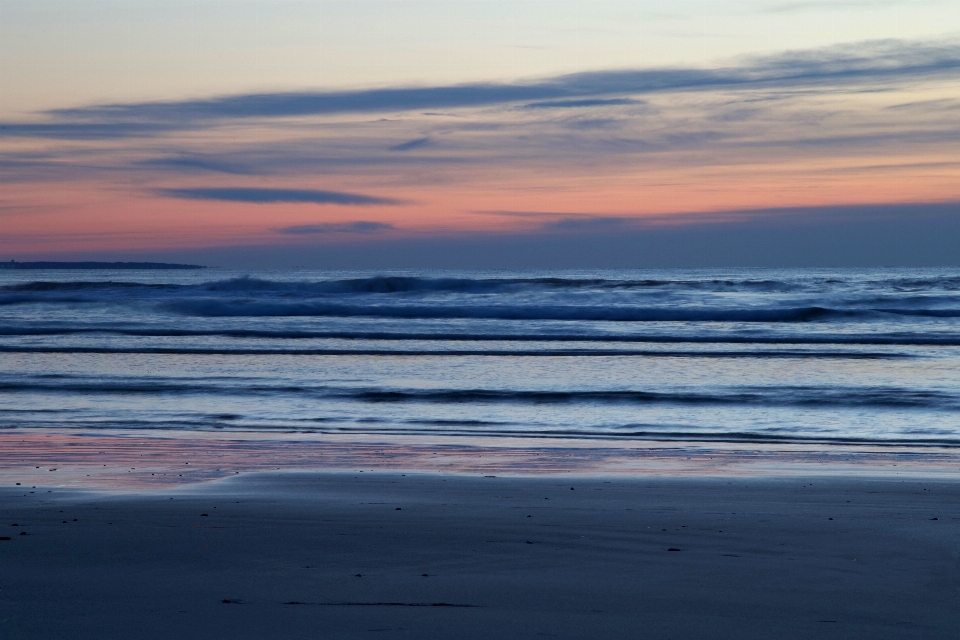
xmin=483 ymin=201 xmax=960 ymax=235
xmin=274 ymin=221 xmax=395 ymax=235
xmin=389 ymin=137 xmax=432 ymax=151
xmin=155 ymin=187 xmax=405 ymax=206
xmin=137 ymin=156 xmax=255 ymax=175
xmin=522 ymin=98 xmax=644 ymax=109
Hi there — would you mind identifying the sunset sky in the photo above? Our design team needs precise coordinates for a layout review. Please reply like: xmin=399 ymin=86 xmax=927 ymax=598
xmin=2 ymin=0 xmax=959 ymax=267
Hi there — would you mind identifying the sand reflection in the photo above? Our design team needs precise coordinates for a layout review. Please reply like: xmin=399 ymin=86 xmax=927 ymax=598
xmin=1 ymin=431 xmax=958 ymax=491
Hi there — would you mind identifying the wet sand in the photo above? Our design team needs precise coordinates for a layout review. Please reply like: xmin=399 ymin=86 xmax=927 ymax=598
xmin=4 ymin=431 xmax=960 ymax=487
xmin=2 ymin=472 xmax=958 ymax=639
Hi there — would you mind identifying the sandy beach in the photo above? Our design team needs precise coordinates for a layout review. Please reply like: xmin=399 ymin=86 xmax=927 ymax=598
xmin=2 ymin=472 xmax=957 ymax=639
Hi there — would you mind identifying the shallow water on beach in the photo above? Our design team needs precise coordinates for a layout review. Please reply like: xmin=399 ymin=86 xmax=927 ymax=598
xmin=2 ymin=267 xmax=960 ymax=447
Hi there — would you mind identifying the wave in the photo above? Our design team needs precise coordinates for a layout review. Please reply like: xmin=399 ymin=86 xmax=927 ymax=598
xmin=0 ymin=280 xmax=176 ymax=306
xmin=2 ymin=325 xmax=959 ymax=344
xmin=300 ymin=425 xmax=960 ymax=447
xmin=2 ymin=379 xmax=955 ymax=409
xmin=888 ymin=276 xmax=960 ymax=291
xmin=5 ymin=418 xmax=960 ymax=447
xmin=166 ymin=300 xmax=855 ymax=322
xmin=4 ymin=275 xmax=959 ymax=324
xmin=0 ymin=275 xmax=801 ymax=295
xmin=6 ymin=273 xmax=960 ymax=297
xmin=2 ymin=281 xmax=176 ymax=292
xmin=345 ymin=387 xmax=959 ymax=409
xmin=874 ymin=308 xmax=960 ymax=318
xmin=165 ymin=299 xmax=960 ymax=322
xmin=0 ymin=345 xmax=909 ymax=358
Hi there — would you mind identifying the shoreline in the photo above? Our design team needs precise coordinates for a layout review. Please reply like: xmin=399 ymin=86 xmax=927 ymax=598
xmin=2 ymin=430 xmax=960 ymax=491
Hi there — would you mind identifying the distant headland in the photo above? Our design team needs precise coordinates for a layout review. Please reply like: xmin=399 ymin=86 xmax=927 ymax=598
xmin=0 ymin=260 xmax=205 ymax=270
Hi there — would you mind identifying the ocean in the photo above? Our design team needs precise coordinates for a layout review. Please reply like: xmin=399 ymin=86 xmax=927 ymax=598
xmin=2 ymin=268 xmax=959 ymax=448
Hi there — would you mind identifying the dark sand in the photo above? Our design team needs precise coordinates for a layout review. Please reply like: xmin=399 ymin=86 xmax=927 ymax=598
xmin=1 ymin=472 xmax=958 ymax=639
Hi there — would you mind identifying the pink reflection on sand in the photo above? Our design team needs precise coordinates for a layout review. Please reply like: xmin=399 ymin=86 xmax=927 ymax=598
xmin=1 ymin=431 xmax=958 ymax=490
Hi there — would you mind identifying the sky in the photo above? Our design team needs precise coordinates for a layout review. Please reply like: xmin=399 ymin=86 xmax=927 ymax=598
xmin=1 ymin=0 xmax=959 ymax=268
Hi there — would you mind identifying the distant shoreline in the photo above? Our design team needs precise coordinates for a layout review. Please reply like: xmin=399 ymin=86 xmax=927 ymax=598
xmin=0 ymin=261 xmax=204 ymax=270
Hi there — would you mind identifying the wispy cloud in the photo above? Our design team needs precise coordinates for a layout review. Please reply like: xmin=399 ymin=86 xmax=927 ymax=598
xmin=482 ymin=201 xmax=960 ymax=234
xmin=886 ymin=98 xmax=960 ymax=111
xmin=0 ymin=122 xmax=176 ymax=140
xmin=155 ymin=187 xmax=405 ymax=206
xmin=273 ymin=221 xmax=395 ymax=235
xmin=765 ymin=1 xmax=914 ymax=14
xmin=2 ymin=36 xmax=958 ymax=256
xmin=3 ymin=38 xmax=955 ymax=141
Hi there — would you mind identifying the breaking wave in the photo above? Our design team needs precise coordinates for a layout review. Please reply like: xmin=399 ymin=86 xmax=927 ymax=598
xmin=1 ymin=377 xmax=956 ymax=410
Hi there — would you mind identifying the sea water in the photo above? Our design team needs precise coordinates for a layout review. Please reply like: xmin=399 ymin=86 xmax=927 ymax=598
xmin=1 ymin=268 xmax=959 ymax=446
